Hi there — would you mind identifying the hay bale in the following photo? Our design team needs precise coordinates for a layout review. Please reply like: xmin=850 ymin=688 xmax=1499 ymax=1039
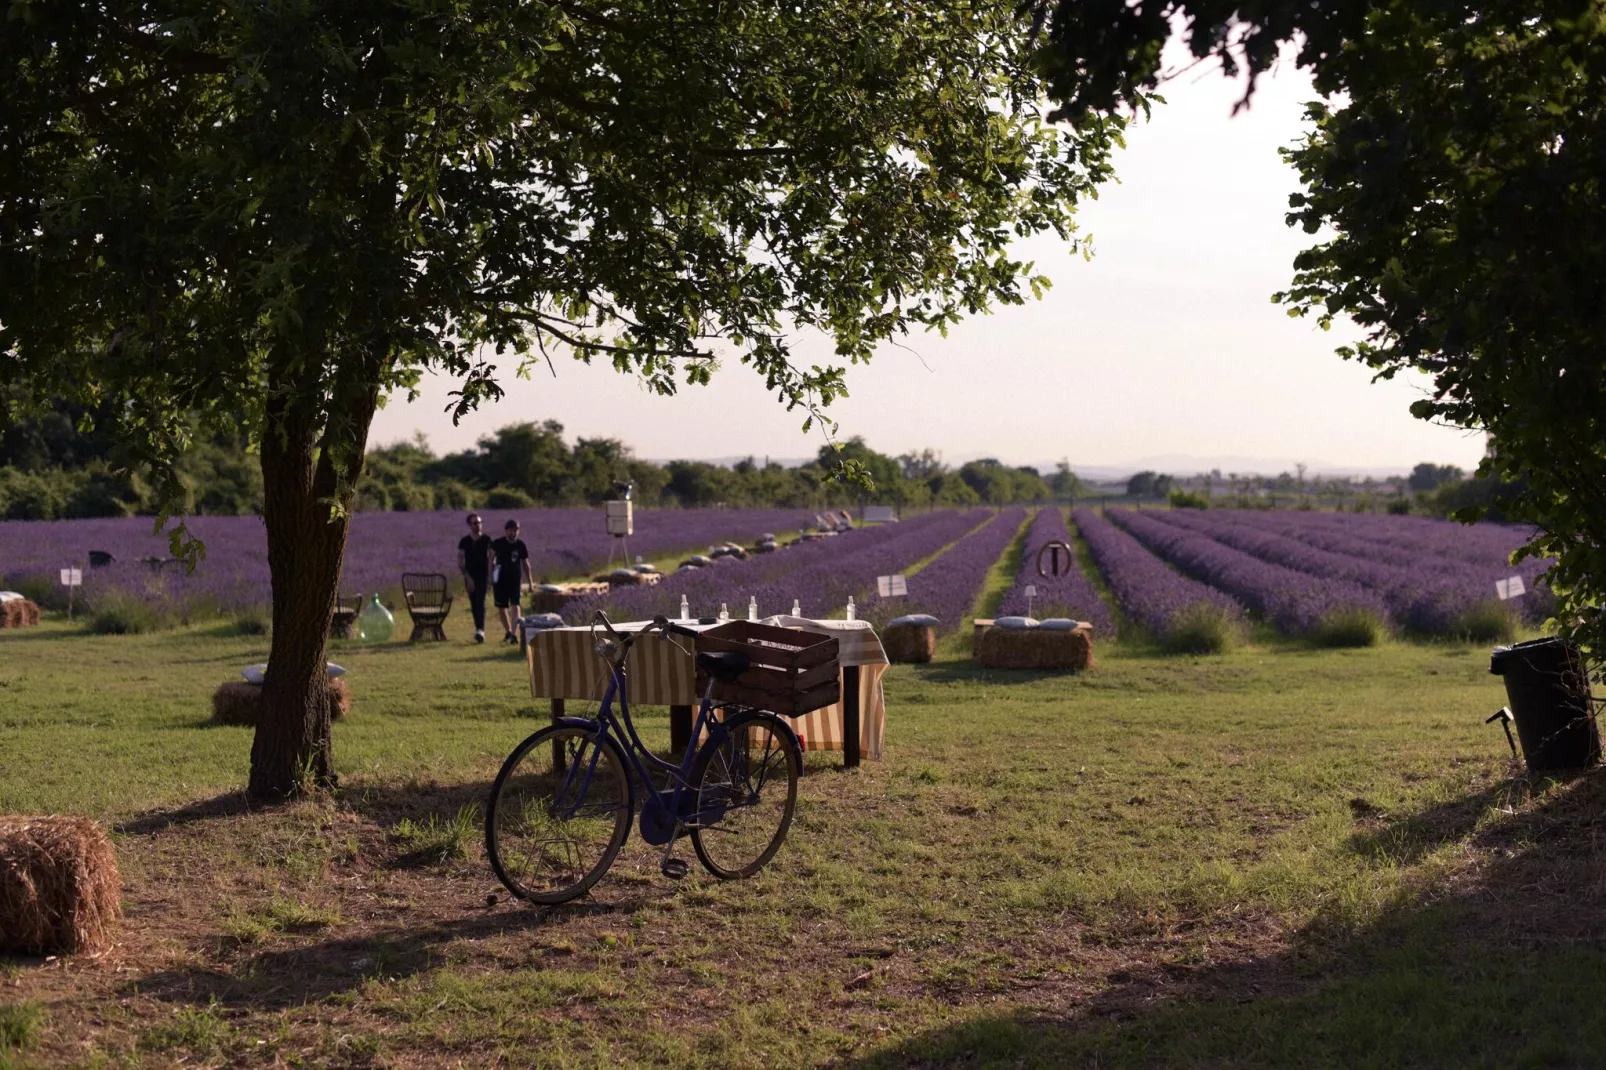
xmin=211 ymin=677 xmax=351 ymax=726
xmin=883 ymin=621 xmax=936 ymax=664
xmin=0 ymin=599 xmax=41 ymax=628
xmin=977 ymin=625 xmax=1095 ymax=672
xmin=0 ymin=816 xmax=121 ymax=955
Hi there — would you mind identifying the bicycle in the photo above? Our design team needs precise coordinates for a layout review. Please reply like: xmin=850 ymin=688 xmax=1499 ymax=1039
xmin=485 ymin=612 xmax=803 ymax=904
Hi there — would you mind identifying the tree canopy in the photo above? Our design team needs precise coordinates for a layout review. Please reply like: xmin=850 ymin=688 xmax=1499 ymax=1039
xmin=1 ymin=1 xmax=1129 ymax=797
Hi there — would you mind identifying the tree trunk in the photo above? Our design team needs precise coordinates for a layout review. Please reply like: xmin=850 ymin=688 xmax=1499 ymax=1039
xmin=248 ymin=366 xmax=380 ymax=802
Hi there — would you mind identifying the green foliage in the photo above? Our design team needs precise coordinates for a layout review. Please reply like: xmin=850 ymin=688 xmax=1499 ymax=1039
xmin=1310 ymin=608 xmax=1386 ymax=649
xmin=1126 ymin=471 xmax=1173 ymax=498
xmin=1161 ymin=603 xmax=1240 ymax=654
xmin=1454 ymin=599 xmax=1517 ymax=645
xmin=88 ymin=590 xmax=177 ymax=635
xmin=1168 ymin=489 xmax=1211 ymax=509
xmin=957 ymin=459 xmax=1053 ymax=504
xmin=1407 ymin=463 xmax=1464 ymax=493
xmin=0 ymin=1002 xmax=42 ymax=1052
xmin=389 ymin=806 xmax=480 ymax=865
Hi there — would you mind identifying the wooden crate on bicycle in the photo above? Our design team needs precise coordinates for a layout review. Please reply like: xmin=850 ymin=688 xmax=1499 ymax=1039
xmin=694 ymin=620 xmax=840 ymax=717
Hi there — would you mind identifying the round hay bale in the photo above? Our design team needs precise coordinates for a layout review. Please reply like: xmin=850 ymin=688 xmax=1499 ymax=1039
xmin=0 ymin=816 xmax=121 ymax=955
xmin=977 ymin=625 xmax=1095 ymax=672
xmin=0 ymin=598 xmax=41 ymax=628
xmin=883 ymin=621 xmax=936 ymax=664
xmin=211 ymin=677 xmax=351 ymax=726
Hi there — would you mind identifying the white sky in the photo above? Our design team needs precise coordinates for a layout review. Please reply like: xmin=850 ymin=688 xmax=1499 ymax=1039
xmin=369 ymin=49 xmax=1487 ymax=478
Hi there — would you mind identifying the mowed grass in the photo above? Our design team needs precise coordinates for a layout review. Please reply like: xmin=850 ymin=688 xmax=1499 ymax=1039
xmin=3 ymin=611 xmax=1606 ymax=1067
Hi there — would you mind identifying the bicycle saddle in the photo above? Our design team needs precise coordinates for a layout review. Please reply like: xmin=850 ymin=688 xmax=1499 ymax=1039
xmin=696 ymin=650 xmax=751 ymax=682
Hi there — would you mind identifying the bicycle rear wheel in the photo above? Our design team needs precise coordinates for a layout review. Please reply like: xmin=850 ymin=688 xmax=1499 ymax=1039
xmin=485 ymin=725 xmax=633 ymax=904
xmin=690 ymin=710 xmax=800 ymax=879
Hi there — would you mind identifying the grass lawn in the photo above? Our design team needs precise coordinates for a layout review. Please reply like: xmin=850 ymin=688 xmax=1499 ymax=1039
xmin=2 ymin=612 xmax=1604 ymax=1068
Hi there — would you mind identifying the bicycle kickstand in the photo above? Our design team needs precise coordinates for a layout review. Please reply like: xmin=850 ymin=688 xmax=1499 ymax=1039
xmin=660 ymin=824 xmax=690 ymax=880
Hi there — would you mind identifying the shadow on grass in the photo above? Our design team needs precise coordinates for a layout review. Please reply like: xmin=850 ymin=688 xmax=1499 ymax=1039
xmin=839 ymin=768 xmax=1606 ymax=1069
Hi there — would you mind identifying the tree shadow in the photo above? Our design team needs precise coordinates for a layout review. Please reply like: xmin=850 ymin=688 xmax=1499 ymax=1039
xmin=116 ymin=791 xmax=255 ymax=835
xmin=836 ymin=768 xmax=1606 ymax=1068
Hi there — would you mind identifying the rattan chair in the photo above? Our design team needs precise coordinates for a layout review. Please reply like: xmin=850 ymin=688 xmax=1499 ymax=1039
xmin=329 ymin=593 xmax=363 ymax=639
xmin=401 ymin=573 xmax=453 ymax=641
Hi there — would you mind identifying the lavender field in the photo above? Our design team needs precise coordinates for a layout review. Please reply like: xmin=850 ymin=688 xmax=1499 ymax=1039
xmin=999 ymin=506 xmax=1113 ymax=634
xmin=0 ymin=508 xmax=814 ymax=619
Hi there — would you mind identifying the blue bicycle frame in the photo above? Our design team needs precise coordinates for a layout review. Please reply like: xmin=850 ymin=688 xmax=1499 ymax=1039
xmin=553 ymin=646 xmax=734 ymax=848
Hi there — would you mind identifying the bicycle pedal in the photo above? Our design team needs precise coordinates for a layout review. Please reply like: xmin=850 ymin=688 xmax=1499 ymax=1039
xmin=660 ymin=857 xmax=690 ymax=881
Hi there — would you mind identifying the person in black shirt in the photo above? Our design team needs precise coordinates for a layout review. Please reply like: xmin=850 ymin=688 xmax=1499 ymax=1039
xmin=456 ymin=513 xmax=493 ymax=643
xmin=491 ymin=519 xmax=535 ymax=644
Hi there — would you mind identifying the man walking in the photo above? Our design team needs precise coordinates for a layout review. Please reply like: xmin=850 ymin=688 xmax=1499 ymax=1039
xmin=457 ymin=513 xmax=492 ymax=643
xmin=491 ymin=518 xmax=535 ymax=644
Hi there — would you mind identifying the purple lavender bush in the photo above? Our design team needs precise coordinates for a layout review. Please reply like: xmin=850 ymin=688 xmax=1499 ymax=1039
xmin=1106 ymin=508 xmax=1389 ymax=645
xmin=997 ymin=508 xmax=1113 ymax=635
xmin=1140 ymin=508 xmax=1516 ymax=640
xmin=864 ymin=507 xmax=1029 ymax=633
xmin=1072 ymin=508 xmax=1244 ymax=652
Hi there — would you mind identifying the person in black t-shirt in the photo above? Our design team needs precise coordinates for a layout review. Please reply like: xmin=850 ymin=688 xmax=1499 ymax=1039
xmin=490 ymin=519 xmax=535 ymax=644
xmin=456 ymin=513 xmax=493 ymax=643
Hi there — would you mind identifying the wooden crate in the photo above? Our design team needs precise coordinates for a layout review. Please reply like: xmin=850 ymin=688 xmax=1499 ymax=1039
xmin=695 ymin=620 xmax=841 ymax=717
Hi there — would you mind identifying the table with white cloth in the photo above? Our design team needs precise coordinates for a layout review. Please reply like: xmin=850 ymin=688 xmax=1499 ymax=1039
xmin=525 ymin=616 xmax=887 ymax=766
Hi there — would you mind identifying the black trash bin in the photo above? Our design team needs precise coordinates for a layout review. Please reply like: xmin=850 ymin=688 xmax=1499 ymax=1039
xmin=1489 ymin=637 xmax=1600 ymax=774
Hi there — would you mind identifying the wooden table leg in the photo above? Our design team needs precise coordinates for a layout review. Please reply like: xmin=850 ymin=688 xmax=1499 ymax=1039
xmin=670 ymin=705 xmax=692 ymax=755
xmin=552 ymin=698 xmax=565 ymax=771
xmin=843 ymin=665 xmax=861 ymax=769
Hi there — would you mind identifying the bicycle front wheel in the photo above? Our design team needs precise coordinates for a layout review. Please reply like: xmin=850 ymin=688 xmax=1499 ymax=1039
xmin=690 ymin=710 xmax=800 ymax=879
xmin=485 ymin=725 xmax=633 ymax=904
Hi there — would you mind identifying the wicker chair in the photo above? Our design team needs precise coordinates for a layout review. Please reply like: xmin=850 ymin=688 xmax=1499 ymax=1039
xmin=401 ymin=573 xmax=453 ymax=641
xmin=329 ymin=594 xmax=363 ymax=639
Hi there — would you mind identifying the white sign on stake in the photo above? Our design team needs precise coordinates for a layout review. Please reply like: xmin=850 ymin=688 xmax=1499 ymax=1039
xmin=1496 ymin=575 xmax=1527 ymax=600
xmin=877 ymin=575 xmax=908 ymax=598
xmin=59 ymin=568 xmax=82 ymax=587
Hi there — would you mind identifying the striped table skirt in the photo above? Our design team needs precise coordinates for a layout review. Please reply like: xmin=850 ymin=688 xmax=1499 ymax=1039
xmin=526 ymin=619 xmax=886 ymax=761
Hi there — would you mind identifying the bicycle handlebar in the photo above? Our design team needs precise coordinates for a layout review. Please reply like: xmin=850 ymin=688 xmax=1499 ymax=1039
xmin=652 ymin=615 xmax=700 ymax=640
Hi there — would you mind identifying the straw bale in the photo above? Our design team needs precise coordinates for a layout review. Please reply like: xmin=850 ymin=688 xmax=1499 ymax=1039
xmin=211 ymin=677 xmax=352 ymax=726
xmin=978 ymin=626 xmax=1095 ymax=672
xmin=0 ymin=599 xmax=41 ymax=628
xmin=883 ymin=622 xmax=936 ymax=664
xmin=0 ymin=816 xmax=121 ymax=955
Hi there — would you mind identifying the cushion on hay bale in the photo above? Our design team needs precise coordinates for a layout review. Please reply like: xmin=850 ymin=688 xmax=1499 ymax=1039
xmin=1038 ymin=618 xmax=1083 ymax=631
xmin=995 ymin=616 xmax=1039 ymax=630
xmin=212 ymin=677 xmax=352 ymax=726
xmin=0 ymin=598 xmax=41 ymax=628
xmin=521 ymin=612 xmax=565 ymax=630
xmin=0 ymin=816 xmax=121 ymax=956
xmin=978 ymin=625 xmax=1095 ymax=672
xmin=889 ymin=613 xmax=940 ymax=628
xmin=634 ymin=563 xmax=659 ymax=574
xmin=240 ymin=662 xmax=347 ymax=684
xmin=883 ymin=621 xmax=937 ymax=664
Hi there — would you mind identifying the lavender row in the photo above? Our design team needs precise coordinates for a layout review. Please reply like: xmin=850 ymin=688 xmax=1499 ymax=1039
xmin=996 ymin=508 xmax=1114 ymax=634
xmin=1072 ymin=508 xmax=1244 ymax=640
xmin=563 ymin=509 xmax=991 ymax=624
xmin=1106 ymin=509 xmax=1389 ymax=636
xmin=1223 ymin=509 xmax=1554 ymax=623
xmin=1138 ymin=509 xmax=1504 ymax=635
xmin=867 ymin=508 xmax=1030 ymax=633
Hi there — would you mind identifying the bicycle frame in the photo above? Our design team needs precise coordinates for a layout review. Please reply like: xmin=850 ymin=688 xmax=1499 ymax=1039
xmin=554 ymin=642 xmax=733 ymax=847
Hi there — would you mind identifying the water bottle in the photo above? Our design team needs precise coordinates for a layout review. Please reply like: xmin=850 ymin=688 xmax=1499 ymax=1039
xmin=679 ymin=595 xmax=690 ymax=621
xmin=357 ymin=593 xmax=394 ymax=642
xmin=747 ymin=596 xmax=758 ymax=621
xmin=719 ymin=602 xmax=730 ymax=622
xmin=791 ymin=598 xmax=801 ymax=617
xmin=846 ymin=596 xmax=857 ymax=621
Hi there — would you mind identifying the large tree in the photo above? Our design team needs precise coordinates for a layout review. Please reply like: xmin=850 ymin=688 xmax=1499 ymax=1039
xmin=1033 ymin=0 xmax=1606 ymax=652
xmin=1 ymin=1 xmax=1128 ymax=798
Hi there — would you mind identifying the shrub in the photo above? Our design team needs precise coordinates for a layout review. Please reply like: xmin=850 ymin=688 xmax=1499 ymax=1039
xmin=485 ymin=485 xmax=535 ymax=508
xmin=1161 ymin=603 xmax=1241 ymax=655
xmin=3 ymin=573 xmax=57 ymax=609
xmin=1310 ymin=608 xmax=1386 ymax=648
xmin=1167 ymin=489 xmax=1210 ymax=510
xmin=231 ymin=611 xmax=270 ymax=636
xmin=1456 ymin=598 xmax=1517 ymax=644
xmin=86 ymin=589 xmax=175 ymax=634
xmin=1386 ymin=498 xmax=1412 ymax=515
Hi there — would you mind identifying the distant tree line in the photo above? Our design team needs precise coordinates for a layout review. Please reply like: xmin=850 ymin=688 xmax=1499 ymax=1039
xmin=0 ymin=401 xmax=1075 ymax=518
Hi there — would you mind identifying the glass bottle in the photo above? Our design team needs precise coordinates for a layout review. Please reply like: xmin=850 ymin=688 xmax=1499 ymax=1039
xmin=357 ymin=593 xmax=394 ymax=642
xmin=791 ymin=598 xmax=802 ymax=617
xmin=747 ymin=596 xmax=758 ymax=621
xmin=679 ymin=595 xmax=690 ymax=621
xmin=846 ymin=596 xmax=857 ymax=621
xmin=718 ymin=602 xmax=730 ymax=622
